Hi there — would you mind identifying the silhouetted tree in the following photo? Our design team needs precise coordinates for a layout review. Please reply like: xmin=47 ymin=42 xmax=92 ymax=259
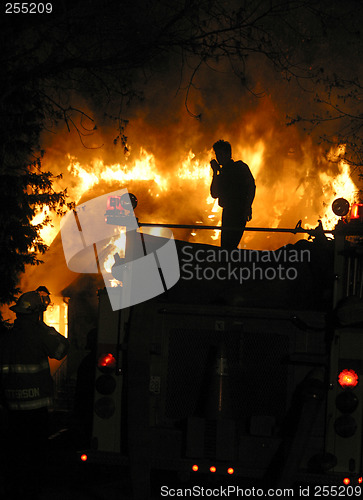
xmin=0 ymin=86 xmax=68 ymax=305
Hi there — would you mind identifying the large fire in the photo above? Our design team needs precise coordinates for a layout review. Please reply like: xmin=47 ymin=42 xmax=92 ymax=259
xmin=1 ymin=100 xmax=355 ymax=325
xmin=35 ymin=139 xmax=358 ymax=252
xmin=23 ymin=93 xmax=360 ymax=300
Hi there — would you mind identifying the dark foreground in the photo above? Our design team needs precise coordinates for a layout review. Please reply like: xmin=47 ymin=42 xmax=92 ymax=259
xmin=0 ymin=409 xmax=278 ymax=500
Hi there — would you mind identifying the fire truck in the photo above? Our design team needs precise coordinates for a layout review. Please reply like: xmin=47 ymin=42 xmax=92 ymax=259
xmin=78 ymin=196 xmax=363 ymax=497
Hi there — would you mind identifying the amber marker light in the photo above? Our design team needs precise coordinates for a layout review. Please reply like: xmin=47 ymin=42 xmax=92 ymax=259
xmin=343 ymin=478 xmax=350 ymax=485
xmin=192 ymin=465 xmax=198 ymax=472
xmin=80 ymin=454 xmax=88 ymax=462
xmin=210 ymin=466 xmax=216 ymax=473
xmin=227 ymin=467 xmax=234 ymax=475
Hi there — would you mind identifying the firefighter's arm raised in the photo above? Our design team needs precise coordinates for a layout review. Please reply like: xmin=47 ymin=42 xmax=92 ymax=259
xmin=210 ymin=159 xmax=221 ymax=199
xmin=40 ymin=322 xmax=70 ymax=360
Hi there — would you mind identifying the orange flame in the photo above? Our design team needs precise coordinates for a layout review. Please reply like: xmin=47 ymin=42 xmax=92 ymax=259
xmin=36 ymin=112 xmax=359 ymax=254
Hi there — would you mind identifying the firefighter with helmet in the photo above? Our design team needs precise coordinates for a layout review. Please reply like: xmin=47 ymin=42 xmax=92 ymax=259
xmin=35 ymin=285 xmax=51 ymax=319
xmin=0 ymin=291 xmax=69 ymax=499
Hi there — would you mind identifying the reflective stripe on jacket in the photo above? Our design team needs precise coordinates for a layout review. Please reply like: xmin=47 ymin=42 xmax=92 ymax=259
xmin=0 ymin=317 xmax=69 ymax=410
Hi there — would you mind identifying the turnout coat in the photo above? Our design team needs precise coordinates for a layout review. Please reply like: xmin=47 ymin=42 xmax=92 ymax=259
xmin=0 ymin=317 xmax=69 ymax=410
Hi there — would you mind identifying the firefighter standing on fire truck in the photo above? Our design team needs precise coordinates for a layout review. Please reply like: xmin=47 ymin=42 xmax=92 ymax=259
xmin=210 ymin=140 xmax=256 ymax=250
xmin=0 ymin=291 xmax=69 ymax=499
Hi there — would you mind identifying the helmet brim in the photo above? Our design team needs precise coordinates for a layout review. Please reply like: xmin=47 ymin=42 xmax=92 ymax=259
xmin=10 ymin=304 xmax=33 ymax=314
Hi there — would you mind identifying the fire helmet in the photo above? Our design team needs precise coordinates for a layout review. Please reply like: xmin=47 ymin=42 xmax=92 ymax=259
xmin=35 ymin=285 xmax=51 ymax=310
xmin=35 ymin=285 xmax=50 ymax=295
xmin=10 ymin=291 xmax=43 ymax=314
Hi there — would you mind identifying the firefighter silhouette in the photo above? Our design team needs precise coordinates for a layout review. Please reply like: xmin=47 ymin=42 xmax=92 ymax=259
xmin=35 ymin=285 xmax=51 ymax=320
xmin=0 ymin=291 xmax=69 ymax=499
xmin=210 ymin=140 xmax=256 ymax=249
